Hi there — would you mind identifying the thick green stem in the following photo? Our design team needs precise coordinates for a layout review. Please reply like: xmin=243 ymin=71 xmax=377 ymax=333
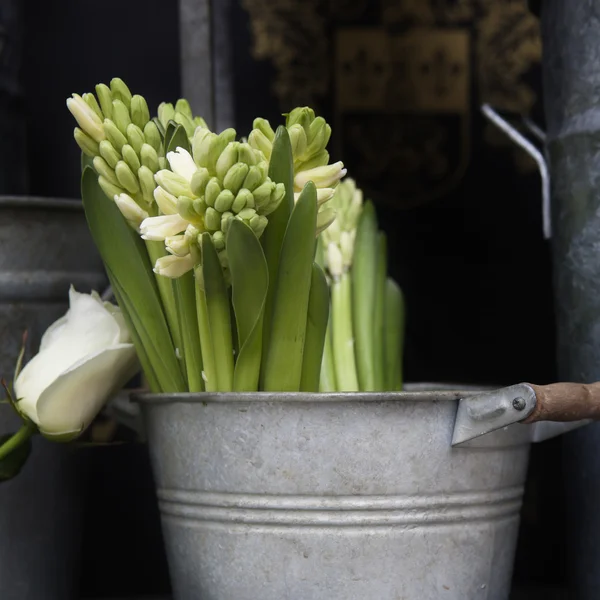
xmin=319 ymin=311 xmax=337 ymax=392
xmin=352 ymin=202 xmax=378 ymax=391
xmin=145 ymin=240 xmax=184 ymax=365
xmin=331 ymin=272 xmax=359 ymax=391
xmin=195 ymin=281 xmax=217 ymax=392
xmin=0 ymin=423 xmax=35 ymax=462
xmin=299 ymin=264 xmax=329 ymax=392
xmin=372 ymin=233 xmax=387 ymax=391
xmin=175 ymin=272 xmax=204 ymax=392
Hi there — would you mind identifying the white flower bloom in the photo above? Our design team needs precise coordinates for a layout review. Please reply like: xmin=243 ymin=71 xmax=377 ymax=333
xmin=140 ymin=214 xmax=189 ymax=241
xmin=167 ymin=147 xmax=198 ymax=181
xmin=153 ymin=186 xmax=179 ymax=215
xmin=66 ymin=94 xmax=106 ymax=143
xmin=14 ymin=288 xmax=138 ymax=439
xmin=114 ymin=194 xmax=149 ymax=231
xmin=294 ymin=161 xmax=347 ymax=192
xmin=165 ymin=234 xmax=190 ymax=256
xmin=154 ymin=254 xmax=195 ymax=278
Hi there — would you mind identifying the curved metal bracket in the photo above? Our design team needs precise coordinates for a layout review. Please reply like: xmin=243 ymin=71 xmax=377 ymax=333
xmin=481 ymin=104 xmax=551 ymax=240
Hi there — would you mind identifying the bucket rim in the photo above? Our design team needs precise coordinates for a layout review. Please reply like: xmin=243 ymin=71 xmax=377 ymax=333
xmin=0 ymin=196 xmax=82 ymax=211
xmin=132 ymin=382 xmax=500 ymax=406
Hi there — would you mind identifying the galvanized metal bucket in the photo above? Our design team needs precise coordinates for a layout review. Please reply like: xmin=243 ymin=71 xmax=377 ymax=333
xmin=0 ymin=196 xmax=106 ymax=599
xmin=136 ymin=384 xmax=568 ymax=600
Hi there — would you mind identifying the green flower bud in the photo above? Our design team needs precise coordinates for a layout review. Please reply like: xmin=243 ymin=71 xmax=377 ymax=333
xmin=104 ymin=119 xmax=127 ymax=152
xmin=67 ymin=94 xmax=106 ymax=143
xmin=296 ymin=150 xmax=329 ymax=173
xmin=154 ymin=170 xmax=190 ymax=197
xmin=288 ymin=124 xmax=307 ymax=158
xmin=174 ymin=111 xmax=196 ymax=138
xmin=205 ymin=207 xmax=221 ymax=231
xmin=238 ymin=142 xmax=259 ymax=166
xmin=138 ymin=165 xmax=156 ymax=205
xmin=95 ymin=84 xmax=113 ymax=119
xmin=159 ymin=157 xmax=167 ymax=170
xmin=214 ymin=189 xmax=235 ymax=213
xmin=215 ymin=142 xmax=239 ymax=180
xmin=191 ymin=167 xmax=211 ymax=197
xmin=232 ymin=188 xmax=253 ymax=213
xmin=74 ymin=127 xmax=99 ymax=157
xmin=242 ymin=165 xmax=263 ymax=191
xmin=93 ymin=156 xmax=119 ymax=185
xmin=221 ymin=211 xmax=234 ymax=234
xmin=98 ymin=175 xmax=124 ymax=200
xmin=122 ymin=144 xmax=141 ymax=172
xmin=140 ymin=143 xmax=160 ymax=172
xmin=286 ymin=106 xmax=315 ymax=130
xmin=223 ymin=162 xmax=249 ymax=195
xmin=212 ymin=230 xmax=226 ymax=252
xmin=248 ymin=129 xmax=272 ymax=160
xmin=236 ymin=207 xmax=257 ymax=226
xmin=307 ymin=117 xmax=331 ymax=153
xmin=175 ymin=98 xmax=193 ymax=119
xmin=205 ymin=177 xmax=221 ymax=207
xmin=253 ymin=118 xmax=275 ymax=141
xmin=252 ymin=181 xmax=275 ymax=211
xmin=115 ymin=160 xmax=140 ymax=194
xmin=207 ymin=128 xmax=236 ymax=172
xmin=110 ymin=78 xmax=132 ymax=109
xmin=99 ymin=140 xmax=120 ymax=169
xmin=83 ymin=93 xmax=103 ymax=119
xmin=158 ymin=102 xmax=175 ymax=128
xmin=143 ymin=121 xmax=162 ymax=152
xmin=262 ymin=182 xmax=286 ymax=216
xmin=192 ymin=127 xmax=214 ymax=166
xmin=177 ymin=196 xmax=197 ymax=222
xmin=193 ymin=197 xmax=208 ymax=216
xmin=126 ymin=124 xmax=145 ymax=155
xmin=112 ymin=99 xmax=131 ymax=134
xmin=130 ymin=95 xmax=150 ymax=129
xmin=316 ymin=207 xmax=336 ymax=235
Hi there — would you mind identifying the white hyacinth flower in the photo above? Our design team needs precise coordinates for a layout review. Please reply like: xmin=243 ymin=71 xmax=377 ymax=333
xmin=140 ymin=214 xmax=189 ymax=241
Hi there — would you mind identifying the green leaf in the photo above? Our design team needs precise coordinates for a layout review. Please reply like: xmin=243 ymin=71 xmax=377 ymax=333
xmin=106 ymin=267 xmax=161 ymax=393
xmin=260 ymin=126 xmax=295 ymax=385
xmin=81 ymin=167 xmax=187 ymax=392
xmin=175 ymin=272 xmax=204 ymax=392
xmin=372 ymin=232 xmax=387 ymax=391
xmin=164 ymin=120 xmax=181 ymax=155
xmin=166 ymin=123 xmax=191 ymax=154
xmin=201 ymin=233 xmax=234 ymax=391
xmin=0 ymin=430 xmax=32 ymax=483
xmin=227 ymin=219 xmax=269 ymax=392
xmin=319 ymin=311 xmax=337 ymax=392
xmin=385 ymin=277 xmax=405 ymax=391
xmin=263 ymin=181 xmax=318 ymax=391
xmin=352 ymin=201 xmax=379 ymax=391
xmin=195 ymin=279 xmax=217 ymax=392
xmin=81 ymin=151 xmax=95 ymax=173
xmin=300 ymin=263 xmax=329 ymax=392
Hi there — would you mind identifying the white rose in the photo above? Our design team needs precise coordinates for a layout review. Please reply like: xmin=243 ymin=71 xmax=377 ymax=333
xmin=14 ymin=287 xmax=139 ymax=440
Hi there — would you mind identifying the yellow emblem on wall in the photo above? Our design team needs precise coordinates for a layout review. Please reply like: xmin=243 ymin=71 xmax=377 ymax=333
xmin=242 ymin=0 xmax=541 ymax=207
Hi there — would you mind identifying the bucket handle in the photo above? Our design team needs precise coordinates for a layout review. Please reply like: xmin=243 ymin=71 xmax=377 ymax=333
xmin=481 ymin=104 xmax=551 ymax=240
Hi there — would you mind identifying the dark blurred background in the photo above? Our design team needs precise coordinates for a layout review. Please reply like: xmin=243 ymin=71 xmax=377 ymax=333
xmin=13 ymin=0 xmax=563 ymax=596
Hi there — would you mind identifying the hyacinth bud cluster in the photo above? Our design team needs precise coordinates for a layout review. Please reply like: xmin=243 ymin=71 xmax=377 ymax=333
xmin=67 ymin=78 xmax=164 ymax=225
xmin=248 ymin=107 xmax=345 ymax=202
xmin=141 ymin=125 xmax=286 ymax=278
xmin=157 ymin=99 xmax=207 ymax=140
xmin=320 ymin=178 xmax=363 ymax=280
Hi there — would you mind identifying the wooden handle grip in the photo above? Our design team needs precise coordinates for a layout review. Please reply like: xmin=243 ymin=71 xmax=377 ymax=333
xmin=522 ymin=382 xmax=600 ymax=423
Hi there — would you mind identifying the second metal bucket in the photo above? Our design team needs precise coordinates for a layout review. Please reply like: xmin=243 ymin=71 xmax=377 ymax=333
xmin=136 ymin=384 xmax=559 ymax=600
